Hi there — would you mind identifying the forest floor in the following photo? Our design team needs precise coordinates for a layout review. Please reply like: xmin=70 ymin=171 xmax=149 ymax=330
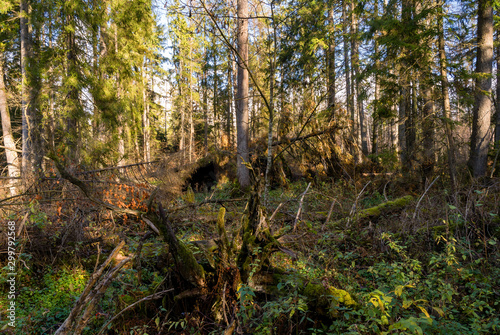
xmin=0 ymin=169 xmax=499 ymax=334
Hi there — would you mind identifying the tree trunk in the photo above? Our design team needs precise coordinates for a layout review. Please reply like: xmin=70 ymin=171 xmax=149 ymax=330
xmin=236 ymin=0 xmax=250 ymax=188
xmin=438 ymin=3 xmax=457 ymax=189
xmin=226 ymin=58 xmax=232 ymax=149
xmin=390 ymin=105 xmax=398 ymax=151
xmin=372 ymin=116 xmax=378 ymax=155
xmin=350 ymin=0 xmax=364 ymax=160
xmin=213 ymin=34 xmax=219 ymax=149
xmin=398 ymin=83 xmax=408 ymax=167
xmin=421 ymin=84 xmax=435 ymax=180
xmin=115 ymin=26 xmax=125 ymax=165
xmin=419 ymin=2 xmax=436 ymax=181
xmin=66 ymin=11 xmax=79 ymax=162
xmin=232 ymin=44 xmax=238 ymax=146
xmin=179 ymin=59 xmax=185 ymax=161
xmin=470 ymin=0 xmax=493 ymax=177
xmin=20 ymin=0 xmax=32 ymax=179
xmin=372 ymin=0 xmax=379 ymax=156
xmin=496 ymin=28 xmax=500 ymax=145
xmin=0 ymin=57 xmax=20 ymax=196
xmin=351 ymin=0 xmax=367 ymax=156
xmin=342 ymin=0 xmax=355 ymax=158
xmin=264 ymin=1 xmax=278 ymax=205
xmin=142 ymin=66 xmax=151 ymax=162
xmin=327 ymin=4 xmax=336 ymax=115
xmin=203 ymin=59 xmax=209 ymax=154
xmin=189 ymin=40 xmax=194 ymax=163
xmin=408 ymin=80 xmax=417 ymax=168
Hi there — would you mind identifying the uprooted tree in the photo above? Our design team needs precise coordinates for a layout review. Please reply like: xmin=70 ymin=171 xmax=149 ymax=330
xmin=50 ymin=153 xmax=363 ymax=332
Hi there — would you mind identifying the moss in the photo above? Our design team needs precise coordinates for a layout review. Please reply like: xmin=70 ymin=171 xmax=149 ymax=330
xmin=176 ymin=241 xmax=206 ymax=287
xmin=328 ymin=287 xmax=356 ymax=306
xmin=184 ymin=185 xmax=195 ymax=203
xmin=362 ymin=206 xmax=382 ymax=217
xmin=217 ymin=207 xmax=231 ymax=261
xmin=330 ymin=195 xmax=414 ymax=228
xmin=303 ymin=283 xmax=328 ymax=304
xmin=301 ymin=282 xmax=356 ymax=317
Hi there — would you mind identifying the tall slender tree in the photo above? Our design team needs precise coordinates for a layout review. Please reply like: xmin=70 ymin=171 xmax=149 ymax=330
xmin=438 ymin=1 xmax=457 ymax=189
xmin=470 ymin=0 xmax=493 ymax=177
xmin=236 ymin=0 xmax=250 ymax=187
xmin=0 ymin=55 xmax=20 ymax=195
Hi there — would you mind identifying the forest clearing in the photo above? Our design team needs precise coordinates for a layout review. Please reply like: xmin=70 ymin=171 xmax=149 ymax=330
xmin=1 ymin=0 xmax=500 ymax=334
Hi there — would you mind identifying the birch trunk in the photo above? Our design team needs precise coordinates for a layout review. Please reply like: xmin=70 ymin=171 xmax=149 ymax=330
xmin=0 ymin=59 xmax=20 ymax=195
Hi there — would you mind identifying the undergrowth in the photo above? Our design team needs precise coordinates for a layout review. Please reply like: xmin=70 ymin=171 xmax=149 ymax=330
xmin=0 ymin=176 xmax=499 ymax=334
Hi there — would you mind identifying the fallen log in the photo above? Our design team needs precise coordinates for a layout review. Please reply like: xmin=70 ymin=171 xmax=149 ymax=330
xmin=329 ymin=195 xmax=414 ymax=228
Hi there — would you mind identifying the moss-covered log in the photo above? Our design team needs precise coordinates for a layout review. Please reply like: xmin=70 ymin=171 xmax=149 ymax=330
xmin=330 ymin=195 xmax=414 ymax=228
xmin=156 ymin=205 xmax=206 ymax=288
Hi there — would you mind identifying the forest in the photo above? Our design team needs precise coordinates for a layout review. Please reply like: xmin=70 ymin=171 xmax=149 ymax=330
xmin=0 ymin=0 xmax=499 ymax=334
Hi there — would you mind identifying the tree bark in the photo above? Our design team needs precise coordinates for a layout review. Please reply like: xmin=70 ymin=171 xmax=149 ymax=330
xmin=496 ymin=28 xmax=500 ymax=145
xmin=438 ymin=4 xmax=457 ymax=189
xmin=65 ymin=10 xmax=80 ymax=162
xmin=327 ymin=3 xmax=336 ymax=115
xmin=236 ymin=0 xmax=250 ymax=188
xmin=342 ymin=0 xmax=355 ymax=159
xmin=203 ymin=55 xmax=209 ymax=154
xmin=178 ymin=58 xmax=186 ymax=161
xmin=20 ymin=0 xmax=32 ymax=179
xmin=470 ymin=0 xmax=493 ymax=177
xmin=419 ymin=2 xmax=436 ymax=181
xmin=349 ymin=0 xmax=364 ymax=160
xmin=114 ymin=26 xmax=125 ymax=165
xmin=142 ymin=65 xmax=151 ymax=162
xmin=351 ymin=0 xmax=367 ymax=156
xmin=421 ymin=84 xmax=435 ymax=180
xmin=372 ymin=0 xmax=379 ymax=156
xmin=188 ymin=39 xmax=194 ymax=163
xmin=0 ymin=57 xmax=20 ymax=196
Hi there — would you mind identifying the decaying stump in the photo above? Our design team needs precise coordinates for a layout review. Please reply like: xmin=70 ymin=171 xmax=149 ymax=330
xmin=151 ymin=179 xmax=357 ymax=330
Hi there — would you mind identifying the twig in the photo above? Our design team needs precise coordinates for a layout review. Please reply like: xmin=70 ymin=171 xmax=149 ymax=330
xmin=324 ymin=198 xmax=339 ymax=226
xmin=293 ymin=182 xmax=311 ymax=232
xmin=0 ymin=145 xmax=50 ymax=160
xmin=49 ymin=153 xmax=146 ymax=216
xmin=271 ymin=127 xmax=340 ymax=147
xmin=347 ymin=181 xmax=371 ymax=227
xmin=73 ymin=257 xmax=131 ymax=334
xmin=383 ymin=181 xmax=389 ymax=202
xmin=413 ymin=176 xmax=440 ymax=220
xmin=75 ymin=160 xmax=159 ymax=175
xmin=141 ymin=215 xmax=160 ymax=235
xmin=93 ymin=243 xmax=101 ymax=275
xmin=269 ymin=202 xmax=285 ymax=222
